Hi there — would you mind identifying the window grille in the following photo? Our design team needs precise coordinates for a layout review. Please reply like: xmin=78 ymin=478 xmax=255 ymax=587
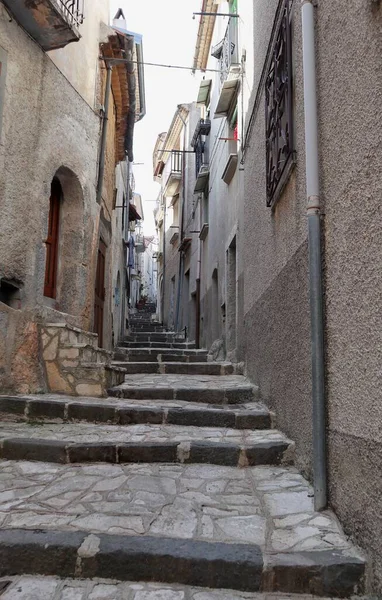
xmin=265 ymin=0 xmax=294 ymax=208
xmin=55 ymin=0 xmax=84 ymax=28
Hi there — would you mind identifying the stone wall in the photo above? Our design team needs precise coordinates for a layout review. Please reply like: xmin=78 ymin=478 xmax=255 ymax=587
xmin=0 ymin=5 xmax=102 ymax=392
xmin=40 ymin=323 xmax=125 ymax=397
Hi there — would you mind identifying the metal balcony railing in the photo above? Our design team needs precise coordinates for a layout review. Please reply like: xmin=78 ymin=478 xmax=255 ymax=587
xmin=170 ymin=151 xmax=182 ymax=174
xmin=55 ymin=0 xmax=84 ymax=28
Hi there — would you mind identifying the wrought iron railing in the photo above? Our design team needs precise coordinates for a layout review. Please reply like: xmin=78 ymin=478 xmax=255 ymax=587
xmin=265 ymin=0 xmax=294 ymax=207
xmin=212 ymin=17 xmax=239 ymax=85
xmin=171 ymin=151 xmax=182 ymax=174
xmin=55 ymin=0 xmax=84 ymax=28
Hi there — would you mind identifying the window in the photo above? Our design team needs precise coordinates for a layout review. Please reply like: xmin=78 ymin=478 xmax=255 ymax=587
xmin=122 ymin=193 xmax=126 ymax=231
xmin=44 ymin=179 xmax=62 ymax=298
xmin=265 ymin=0 xmax=294 ymax=208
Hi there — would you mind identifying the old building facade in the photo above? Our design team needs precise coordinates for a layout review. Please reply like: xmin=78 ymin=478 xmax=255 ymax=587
xmin=242 ymin=0 xmax=382 ymax=591
xmin=0 ymin=1 xmax=145 ymax=393
xmin=153 ymin=0 xmax=382 ymax=592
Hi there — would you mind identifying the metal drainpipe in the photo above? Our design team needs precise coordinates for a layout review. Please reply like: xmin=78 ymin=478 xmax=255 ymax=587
xmin=195 ymin=193 xmax=202 ymax=349
xmin=301 ymin=0 xmax=327 ymax=511
xmin=175 ymin=108 xmax=188 ymax=332
xmin=162 ymin=192 xmax=166 ymax=326
xmin=96 ymin=64 xmax=112 ymax=205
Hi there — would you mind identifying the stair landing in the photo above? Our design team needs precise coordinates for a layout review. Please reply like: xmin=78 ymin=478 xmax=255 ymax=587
xmin=0 ymin=461 xmax=365 ymax=596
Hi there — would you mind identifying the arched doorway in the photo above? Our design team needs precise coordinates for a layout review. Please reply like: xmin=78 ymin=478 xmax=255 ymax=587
xmin=43 ymin=167 xmax=85 ymax=317
xmin=44 ymin=178 xmax=62 ymax=299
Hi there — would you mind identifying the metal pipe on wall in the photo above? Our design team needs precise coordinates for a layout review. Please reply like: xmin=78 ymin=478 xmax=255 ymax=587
xmin=175 ymin=107 xmax=188 ymax=332
xmin=195 ymin=194 xmax=202 ymax=349
xmin=162 ymin=192 xmax=166 ymax=326
xmin=96 ymin=64 xmax=112 ymax=205
xmin=301 ymin=0 xmax=327 ymax=511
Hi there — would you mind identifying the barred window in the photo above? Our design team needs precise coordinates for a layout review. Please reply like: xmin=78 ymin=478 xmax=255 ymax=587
xmin=265 ymin=0 xmax=295 ymax=208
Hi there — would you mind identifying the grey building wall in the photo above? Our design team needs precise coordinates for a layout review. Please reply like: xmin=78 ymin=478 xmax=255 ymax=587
xmin=159 ymin=103 xmax=201 ymax=336
xmin=317 ymin=0 xmax=382 ymax=590
xmin=0 ymin=6 xmax=101 ymax=392
xmin=179 ymin=104 xmax=200 ymax=341
xmin=243 ymin=0 xmax=382 ymax=592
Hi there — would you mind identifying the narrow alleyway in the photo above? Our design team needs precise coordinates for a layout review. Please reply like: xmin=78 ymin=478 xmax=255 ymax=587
xmin=0 ymin=307 xmax=366 ymax=598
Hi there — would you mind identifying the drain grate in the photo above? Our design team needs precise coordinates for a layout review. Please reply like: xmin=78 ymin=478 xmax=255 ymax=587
xmin=0 ymin=581 xmax=11 ymax=595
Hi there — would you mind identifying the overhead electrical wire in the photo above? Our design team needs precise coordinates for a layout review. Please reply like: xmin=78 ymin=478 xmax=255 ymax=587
xmin=100 ymin=57 xmax=224 ymax=73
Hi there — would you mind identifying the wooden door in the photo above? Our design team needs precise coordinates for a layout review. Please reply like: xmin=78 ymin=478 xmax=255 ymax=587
xmin=94 ymin=239 xmax=106 ymax=347
xmin=44 ymin=179 xmax=61 ymax=298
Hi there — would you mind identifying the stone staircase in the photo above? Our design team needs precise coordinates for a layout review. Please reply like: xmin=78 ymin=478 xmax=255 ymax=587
xmin=0 ymin=310 xmax=368 ymax=598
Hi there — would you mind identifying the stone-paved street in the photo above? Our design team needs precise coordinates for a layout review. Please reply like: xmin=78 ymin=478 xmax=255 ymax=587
xmin=0 ymin=577 xmax=353 ymax=600
xmin=0 ymin=422 xmax=288 ymax=446
xmin=0 ymin=313 xmax=367 ymax=596
xmin=0 ymin=461 xmax=350 ymax=552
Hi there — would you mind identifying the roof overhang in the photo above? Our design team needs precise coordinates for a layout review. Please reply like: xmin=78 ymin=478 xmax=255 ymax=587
xmin=113 ymin=23 xmax=146 ymax=124
xmin=100 ymin=25 xmax=136 ymax=162
xmin=192 ymin=0 xmax=218 ymax=72
xmin=129 ymin=202 xmax=142 ymax=221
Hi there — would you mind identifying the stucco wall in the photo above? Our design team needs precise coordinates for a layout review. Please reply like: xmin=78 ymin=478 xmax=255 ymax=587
xmin=0 ymin=6 xmax=101 ymax=391
xmin=316 ymin=0 xmax=382 ymax=590
xmin=192 ymin=0 xmax=255 ymax=358
xmin=243 ymin=0 xmax=382 ymax=592
xmin=48 ymin=0 xmax=110 ymax=107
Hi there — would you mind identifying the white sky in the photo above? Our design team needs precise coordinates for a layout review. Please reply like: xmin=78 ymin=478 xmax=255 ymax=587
xmin=110 ymin=0 xmax=202 ymax=235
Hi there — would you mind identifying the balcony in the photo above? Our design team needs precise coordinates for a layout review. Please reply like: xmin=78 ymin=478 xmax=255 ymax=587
xmin=191 ymin=118 xmax=211 ymax=148
xmin=3 ymin=0 xmax=84 ymax=51
xmin=162 ymin=151 xmax=182 ymax=198
xmin=194 ymin=164 xmax=210 ymax=194
xmin=135 ymin=235 xmax=145 ymax=253
xmin=213 ymin=19 xmax=241 ymax=119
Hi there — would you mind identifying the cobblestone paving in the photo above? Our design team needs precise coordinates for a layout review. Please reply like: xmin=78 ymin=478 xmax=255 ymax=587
xmin=0 ymin=576 xmax=347 ymax=600
xmin=0 ymin=422 xmax=287 ymax=445
xmin=0 ymin=461 xmax=350 ymax=552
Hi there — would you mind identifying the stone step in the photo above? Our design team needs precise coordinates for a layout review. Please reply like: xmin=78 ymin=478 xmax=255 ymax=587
xmin=0 ymin=422 xmax=293 ymax=466
xmin=125 ymin=333 xmax=187 ymax=343
xmin=130 ymin=327 xmax=166 ymax=333
xmin=114 ymin=348 xmax=209 ymax=362
xmin=130 ymin=322 xmax=164 ymax=328
xmin=0 ymin=577 xmax=363 ymax=600
xmin=112 ymin=361 xmax=238 ymax=376
xmin=0 ymin=395 xmax=272 ymax=430
xmin=0 ymin=461 xmax=366 ymax=595
xmin=109 ymin=374 xmax=256 ymax=404
xmin=120 ymin=341 xmax=197 ymax=349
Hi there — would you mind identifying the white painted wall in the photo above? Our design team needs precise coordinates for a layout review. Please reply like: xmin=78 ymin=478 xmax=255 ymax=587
xmin=48 ymin=0 xmax=110 ymax=107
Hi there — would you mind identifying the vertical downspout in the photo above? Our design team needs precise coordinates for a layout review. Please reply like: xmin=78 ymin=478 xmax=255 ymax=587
xmin=301 ymin=0 xmax=327 ymax=511
xmin=175 ymin=109 xmax=188 ymax=331
xmin=195 ymin=194 xmax=202 ymax=348
xmin=162 ymin=193 xmax=166 ymax=326
xmin=96 ymin=64 xmax=112 ymax=205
